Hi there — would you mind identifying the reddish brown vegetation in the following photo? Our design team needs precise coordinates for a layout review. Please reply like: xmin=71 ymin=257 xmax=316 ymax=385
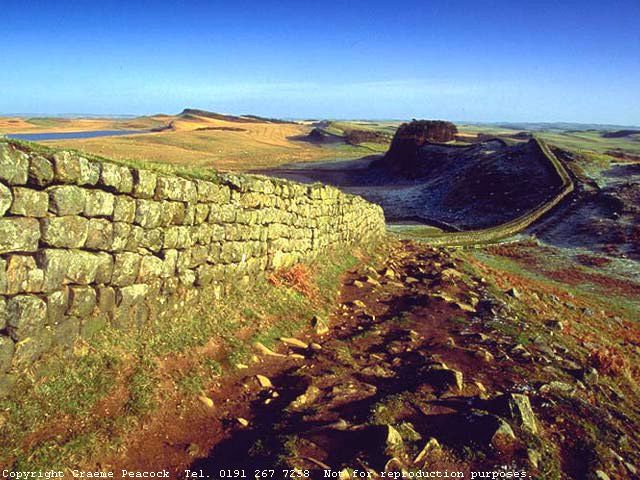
xmin=575 ymin=254 xmax=612 ymax=268
xmin=268 ymin=264 xmax=317 ymax=298
xmin=589 ymin=347 xmax=627 ymax=376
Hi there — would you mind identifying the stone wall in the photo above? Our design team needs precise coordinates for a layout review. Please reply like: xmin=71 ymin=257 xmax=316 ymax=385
xmin=0 ymin=140 xmax=385 ymax=386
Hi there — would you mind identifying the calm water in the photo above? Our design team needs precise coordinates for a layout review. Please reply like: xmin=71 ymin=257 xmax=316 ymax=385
xmin=6 ymin=129 xmax=146 ymax=141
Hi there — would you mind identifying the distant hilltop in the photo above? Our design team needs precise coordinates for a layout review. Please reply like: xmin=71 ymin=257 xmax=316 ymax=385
xmin=179 ymin=108 xmax=295 ymax=124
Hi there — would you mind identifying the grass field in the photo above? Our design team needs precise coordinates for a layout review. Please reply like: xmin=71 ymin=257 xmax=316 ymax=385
xmin=0 ymin=114 xmax=389 ymax=172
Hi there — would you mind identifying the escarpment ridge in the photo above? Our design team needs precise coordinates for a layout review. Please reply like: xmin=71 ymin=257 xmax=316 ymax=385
xmin=0 ymin=140 xmax=385 ymax=387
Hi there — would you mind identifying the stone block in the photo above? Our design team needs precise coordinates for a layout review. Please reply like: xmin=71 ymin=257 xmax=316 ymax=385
xmin=100 ymin=162 xmax=133 ymax=193
xmin=0 ymin=218 xmax=40 ymax=254
xmin=4 ymin=255 xmax=44 ymax=294
xmin=96 ymin=286 xmax=116 ymax=316
xmin=132 ymin=168 xmax=157 ymax=198
xmin=85 ymin=218 xmax=114 ymax=250
xmin=46 ymin=288 xmax=69 ymax=325
xmin=66 ymin=250 xmax=108 ymax=284
xmin=124 ymin=225 xmax=144 ymax=252
xmin=52 ymin=151 xmax=98 ymax=185
xmin=51 ymin=316 xmax=80 ymax=347
xmin=134 ymin=199 xmax=163 ymax=228
xmin=0 ymin=297 xmax=6 ymax=329
xmin=67 ymin=286 xmax=97 ymax=317
xmin=9 ymin=187 xmax=48 ymax=217
xmin=94 ymin=252 xmax=114 ymax=284
xmin=0 ymin=143 xmax=29 ymax=185
xmin=161 ymin=249 xmax=178 ymax=277
xmin=48 ymin=185 xmax=86 ymax=215
xmin=111 ymin=222 xmax=131 ymax=251
xmin=195 ymin=203 xmax=209 ymax=224
xmin=12 ymin=330 xmax=52 ymax=368
xmin=38 ymin=249 xmax=68 ymax=292
xmin=0 ymin=259 xmax=6 ymax=295
xmin=84 ymin=189 xmax=115 ymax=217
xmin=138 ymin=255 xmax=164 ymax=282
xmin=28 ymin=155 xmax=54 ymax=186
xmin=6 ymin=295 xmax=47 ymax=341
xmin=112 ymin=252 xmax=141 ymax=286
xmin=155 ymin=175 xmax=197 ymax=202
xmin=41 ymin=216 xmax=88 ymax=248
xmin=163 ymin=225 xmax=192 ymax=249
xmin=0 ymin=182 xmax=12 ymax=216
xmin=0 ymin=335 xmax=14 ymax=373
xmin=140 ymin=228 xmax=163 ymax=252
xmin=112 ymin=195 xmax=136 ymax=222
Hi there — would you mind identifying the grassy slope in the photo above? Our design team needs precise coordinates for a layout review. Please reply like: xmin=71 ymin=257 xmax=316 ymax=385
xmin=1 ymin=115 xmax=389 ymax=172
xmin=0 ymin=244 xmax=384 ymax=470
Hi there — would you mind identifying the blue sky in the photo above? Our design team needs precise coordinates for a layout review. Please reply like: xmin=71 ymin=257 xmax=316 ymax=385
xmin=1 ymin=0 xmax=639 ymax=124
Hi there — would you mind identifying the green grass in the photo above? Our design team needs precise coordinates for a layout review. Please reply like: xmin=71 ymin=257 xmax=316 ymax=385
xmin=0 ymin=244 xmax=380 ymax=470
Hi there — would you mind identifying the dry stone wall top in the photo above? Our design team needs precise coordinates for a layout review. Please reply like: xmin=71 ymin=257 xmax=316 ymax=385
xmin=0 ymin=141 xmax=385 ymax=385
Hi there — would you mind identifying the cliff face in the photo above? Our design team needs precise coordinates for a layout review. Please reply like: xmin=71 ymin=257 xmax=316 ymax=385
xmin=0 ymin=140 xmax=385 ymax=384
xmin=380 ymin=120 xmax=458 ymax=170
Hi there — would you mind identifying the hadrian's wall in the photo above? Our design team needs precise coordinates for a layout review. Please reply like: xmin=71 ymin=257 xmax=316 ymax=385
xmin=0 ymin=140 xmax=385 ymax=389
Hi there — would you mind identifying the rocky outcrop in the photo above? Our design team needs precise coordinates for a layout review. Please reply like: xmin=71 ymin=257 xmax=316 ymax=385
xmin=0 ymin=140 xmax=385 ymax=387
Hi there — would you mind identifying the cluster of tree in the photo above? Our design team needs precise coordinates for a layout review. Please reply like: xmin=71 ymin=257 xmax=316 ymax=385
xmin=377 ymin=120 xmax=458 ymax=170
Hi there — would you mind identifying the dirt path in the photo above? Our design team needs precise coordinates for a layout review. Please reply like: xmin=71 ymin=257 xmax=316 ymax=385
xmin=110 ymin=241 xmax=573 ymax=478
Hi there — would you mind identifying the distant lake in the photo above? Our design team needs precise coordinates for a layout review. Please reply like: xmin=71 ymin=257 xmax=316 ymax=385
xmin=6 ymin=129 xmax=147 ymax=141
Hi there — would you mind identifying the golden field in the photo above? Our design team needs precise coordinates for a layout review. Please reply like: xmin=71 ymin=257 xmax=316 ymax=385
xmin=0 ymin=113 xmax=386 ymax=172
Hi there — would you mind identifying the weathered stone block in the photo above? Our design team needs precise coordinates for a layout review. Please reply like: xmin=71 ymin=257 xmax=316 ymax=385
xmin=0 ymin=259 xmax=6 ymax=295
xmin=68 ymin=286 xmax=97 ymax=317
xmin=7 ymin=295 xmax=47 ymax=341
xmin=220 ymin=241 xmax=248 ymax=264
xmin=41 ymin=216 xmax=88 ymax=248
xmin=208 ymin=204 xmax=236 ymax=223
xmin=140 ymin=228 xmax=163 ymax=252
xmin=46 ymin=288 xmax=69 ymax=325
xmin=9 ymin=187 xmax=48 ymax=217
xmin=112 ymin=252 xmax=141 ymax=286
xmin=84 ymin=189 xmax=115 ymax=217
xmin=132 ymin=169 xmax=157 ymax=198
xmin=94 ymin=252 xmax=114 ymax=284
xmin=134 ymin=199 xmax=163 ymax=228
xmin=124 ymin=225 xmax=144 ymax=252
xmin=163 ymin=225 xmax=192 ymax=249
xmin=161 ymin=249 xmax=178 ymax=277
xmin=138 ymin=255 xmax=164 ymax=282
xmin=51 ymin=317 xmax=80 ymax=347
xmin=96 ymin=286 xmax=116 ymax=316
xmin=12 ymin=330 xmax=52 ymax=368
xmin=0 ymin=218 xmax=40 ymax=254
xmin=195 ymin=203 xmax=209 ymax=224
xmin=85 ymin=218 xmax=114 ymax=250
xmin=4 ymin=255 xmax=44 ymax=294
xmin=112 ymin=196 xmax=135 ymax=223
xmin=155 ymin=175 xmax=197 ymax=202
xmin=28 ymin=155 xmax=54 ymax=186
xmin=196 ymin=264 xmax=225 ymax=286
xmin=0 ymin=297 xmax=6 ymax=329
xmin=48 ymin=185 xmax=86 ymax=215
xmin=0 ymin=335 xmax=14 ymax=373
xmin=111 ymin=222 xmax=131 ymax=251
xmin=196 ymin=180 xmax=230 ymax=203
xmin=0 ymin=182 xmax=12 ymax=216
xmin=66 ymin=250 xmax=108 ymax=284
xmin=0 ymin=143 xmax=29 ymax=185
xmin=39 ymin=249 xmax=68 ymax=292
xmin=100 ymin=163 xmax=133 ymax=193
xmin=52 ymin=151 xmax=98 ymax=185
